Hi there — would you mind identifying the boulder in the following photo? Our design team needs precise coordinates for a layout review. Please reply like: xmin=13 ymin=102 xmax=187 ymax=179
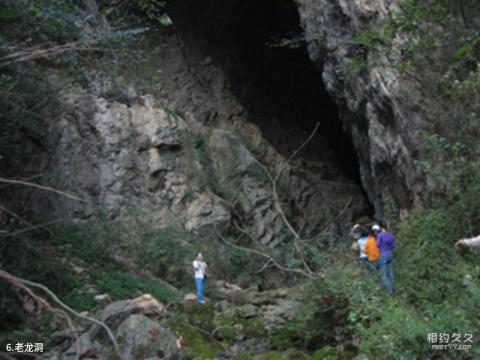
xmin=95 ymin=294 xmax=165 ymax=329
xmin=45 ymin=295 xmax=168 ymax=360
xmin=58 ymin=332 xmax=109 ymax=360
xmin=116 ymin=314 xmax=181 ymax=360
xmin=183 ymin=293 xmax=198 ymax=303
xmin=212 ymin=280 xmax=242 ymax=300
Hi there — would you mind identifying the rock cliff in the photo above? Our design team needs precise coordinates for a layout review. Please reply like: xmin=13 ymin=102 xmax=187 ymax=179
xmin=9 ymin=0 xmax=437 ymax=242
xmin=297 ymin=0 xmax=431 ymax=221
xmin=13 ymin=9 xmax=368 ymax=246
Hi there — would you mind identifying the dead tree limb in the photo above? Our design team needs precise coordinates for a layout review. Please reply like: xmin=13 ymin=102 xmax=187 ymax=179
xmin=0 ymin=175 xmax=43 ymax=191
xmin=254 ymin=258 xmax=273 ymax=274
xmin=215 ymin=227 xmax=322 ymax=279
xmin=0 ymin=42 xmax=105 ymax=68
xmin=252 ymin=123 xmax=321 ymax=276
xmin=1 ymin=220 xmax=67 ymax=239
xmin=0 ymin=178 xmax=85 ymax=203
xmin=6 ymin=272 xmax=81 ymax=360
xmin=0 ymin=269 xmax=123 ymax=359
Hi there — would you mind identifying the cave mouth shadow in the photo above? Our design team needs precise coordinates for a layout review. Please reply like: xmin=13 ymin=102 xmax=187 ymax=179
xmin=169 ymin=0 xmax=362 ymax=184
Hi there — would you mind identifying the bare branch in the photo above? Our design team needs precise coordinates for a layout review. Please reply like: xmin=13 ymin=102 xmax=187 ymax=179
xmin=0 ymin=42 xmax=106 ymax=68
xmin=0 ymin=175 xmax=43 ymax=191
xmin=215 ymin=227 xmax=322 ymax=279
xmin=274 ymin=122 xmax=321 ymax=183
xmin=220 ymin=122 xmax=348 ymax=278
xmin=0 ymin=269 xmax=123 ymax=359
xmin=0 ymin=178 xmax=86 ymax=203
xmin=3 ymin=273 xmax=80 ymax=360
xmin=254 ymin=258 xmax=273 ymax=274
xmin=251 ymin=123 xmax=322 ymax=276
xmin=1 ymin=220 xmax=66 ymax=239
xmin=0 ymin=205 xmax=34 ymax=227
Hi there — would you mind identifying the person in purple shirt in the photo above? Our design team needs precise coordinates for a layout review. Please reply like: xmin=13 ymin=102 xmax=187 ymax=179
xmin=373 ymin=224 xmax=397 ymax=294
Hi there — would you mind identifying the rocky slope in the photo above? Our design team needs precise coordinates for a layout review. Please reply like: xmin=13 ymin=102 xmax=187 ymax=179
xmin=45 ymin=282 xmax=354 ymax=360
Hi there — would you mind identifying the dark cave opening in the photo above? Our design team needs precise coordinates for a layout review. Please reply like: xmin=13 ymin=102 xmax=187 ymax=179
xmin=169 ymin=0 xmax=362 ymax=184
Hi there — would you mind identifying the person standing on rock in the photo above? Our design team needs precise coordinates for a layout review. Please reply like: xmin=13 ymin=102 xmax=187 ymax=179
xmin=193 ymin=253 xmax=207 ymax=304
xmin=375 ymin=225 xmax=396 ymax=294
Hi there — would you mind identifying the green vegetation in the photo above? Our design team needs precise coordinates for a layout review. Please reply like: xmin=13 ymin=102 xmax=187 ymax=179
xmin=267 ymin=199 xmax=480 ymax=358
xmin=215 ymin=314 xmax=266 ymax=339
xmin=169 ymin=303 xmax=227 ymax=359
xmin=316 ymin=9 xmax=480 ymax=357
xmin=169 ymin=322 xmax=224 ymax=359
xmin=0 ymin=220 xmax=185 ymax=335
xmin=340 ymin=55 xmax=368 ymax=79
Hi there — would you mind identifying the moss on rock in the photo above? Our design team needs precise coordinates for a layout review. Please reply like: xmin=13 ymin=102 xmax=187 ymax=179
xmin=214 ymin=314 xmax=265 ymax=339
xmin=168 ymin=322 xmax=224 ymax=359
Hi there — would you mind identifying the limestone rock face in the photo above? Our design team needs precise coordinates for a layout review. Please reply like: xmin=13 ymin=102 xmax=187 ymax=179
xmin=29 ymin=82 xmax=364 ymax=244
xmin=206 ymin=124 xmax=366 ymax=247
xmin=184 ymin=193 xmax=231 ymax=232
xmin=36 ymin=89 xmax=232 ymax=232
xmin=297 ymin=0 xmax=429 ymax=221
xmin=16 ymin=19 xmax=370 ymax=246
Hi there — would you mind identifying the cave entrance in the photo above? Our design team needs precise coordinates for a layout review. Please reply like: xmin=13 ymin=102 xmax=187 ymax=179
xmin=169 ymin=0 xmax=362 ymax=183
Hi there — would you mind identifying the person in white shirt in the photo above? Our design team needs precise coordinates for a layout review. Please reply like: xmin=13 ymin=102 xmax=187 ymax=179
xmin=357 ymin=226 xmax=370 ymax=270
xmin=192 ymin=253 xmax=207 ymax=304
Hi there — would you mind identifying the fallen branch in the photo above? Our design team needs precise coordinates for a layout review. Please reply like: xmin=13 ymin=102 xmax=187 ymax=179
xmin=0 ymin=269 xmax=122 ymax=359
xmin=6 ymin=273 xmax=80 ymax=360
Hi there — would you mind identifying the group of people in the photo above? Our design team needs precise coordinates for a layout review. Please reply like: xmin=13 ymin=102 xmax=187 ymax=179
xmin=192 ymin=224 xmax=398 ymax=304
xmin=191 ymin=224 xmax=479 ymax=303
xmin=352 ymin=223 xmax=397 ymax=294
